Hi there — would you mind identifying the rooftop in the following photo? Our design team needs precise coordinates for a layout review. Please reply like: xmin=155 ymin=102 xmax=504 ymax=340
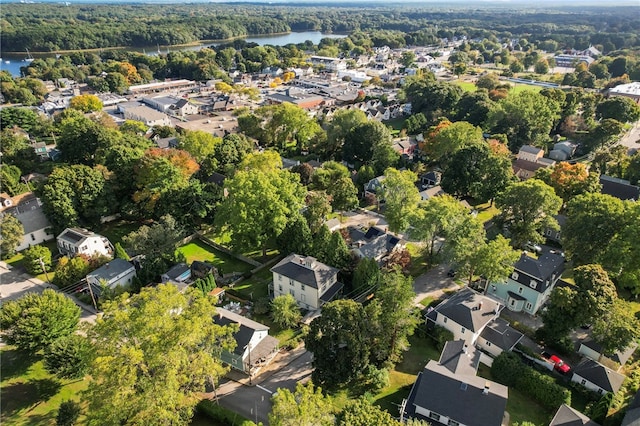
xmin=87 ymin=259 xmax=135 ymax=283
xmin=271 ymin=254 xmax=338 ymax=290
xmin=573 ymin=358 xmax=625 ymax=393
xmin=430 ymin=287 xmax=501 ymax=333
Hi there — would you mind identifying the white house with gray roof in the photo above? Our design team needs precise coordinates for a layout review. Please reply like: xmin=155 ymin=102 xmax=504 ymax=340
xmin=87 ymin=258 xmax=136 ymax=291
xmin=486 ymin=251 xmax=565 ymax=315
xmin=0 ymin=193 xmax=53 ymax=252
xmin=404 ymin=340 xmax=508 ymax=426
xmin=571 ymin=358 xmax=626 ymax=395
xmin=57 ymin=228 xmax=114 ymax=258
xmin=270 ymin=254 xmax=343 ymax=310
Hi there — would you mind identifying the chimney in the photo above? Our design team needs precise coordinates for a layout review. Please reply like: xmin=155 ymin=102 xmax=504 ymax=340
xmin=478 ymin=301 xmax=483 ymax=311
xmin=482 ymin=381 xmax=490 ymax=395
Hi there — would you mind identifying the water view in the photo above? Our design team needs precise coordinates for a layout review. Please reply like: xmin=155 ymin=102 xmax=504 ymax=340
xmin=0 ymin=31 xmax=346 ymax=77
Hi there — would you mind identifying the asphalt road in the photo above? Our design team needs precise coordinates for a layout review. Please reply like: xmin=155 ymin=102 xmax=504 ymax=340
xmin=619 ymin=120 xmax=640 ymax=154
xmin=215 ymin=351 xmax=313 ymax=425
xmin=412 ymin=263 xmax=459 ymax=306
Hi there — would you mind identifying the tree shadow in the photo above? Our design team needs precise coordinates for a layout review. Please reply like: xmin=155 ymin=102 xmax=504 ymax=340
xmin=0 ymin=378 xmax=61 ymax=420
xmin=0 ymin=349 xmax=41 ymax=381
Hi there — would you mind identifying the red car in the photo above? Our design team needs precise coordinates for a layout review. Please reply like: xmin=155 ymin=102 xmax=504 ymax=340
xmin=549 ymin=355 xmax=571 ymax=374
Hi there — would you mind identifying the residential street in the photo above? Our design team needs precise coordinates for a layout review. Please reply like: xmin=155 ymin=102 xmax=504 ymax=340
xmin=412 ymin=263 xmax=460 ymax=306
xmin=214 ymin=349 xmax=313 ymax=425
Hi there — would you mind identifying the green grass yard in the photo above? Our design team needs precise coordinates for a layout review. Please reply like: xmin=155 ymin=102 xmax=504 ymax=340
xmin=99 ymin=220 xmax=141 ymax=246
xmin=177 ymin=240 xmax=254 ymax=275
xmin=203 ymin=230 xmax=280 ymax=263
xmin=0 ymin=348 xmax=88 ymax=426
xmin=230 ymin=268 xmax=273 ymax=301
xmin=453 ymin=80 xmax=543 ymax=94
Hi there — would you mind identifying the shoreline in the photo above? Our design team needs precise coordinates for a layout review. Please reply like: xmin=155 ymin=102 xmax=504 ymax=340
xmin=2 ymin=31 xmax=342 ymax=56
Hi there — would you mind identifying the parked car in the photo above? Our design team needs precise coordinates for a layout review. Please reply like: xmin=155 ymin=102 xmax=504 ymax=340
xmin=447 ymin=269 xmax=456 ymax=278
xmin=542 ymin=352 xmax=571 ymax=374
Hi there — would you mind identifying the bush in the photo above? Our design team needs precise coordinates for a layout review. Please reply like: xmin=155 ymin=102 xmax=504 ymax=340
xmin=253 ymin=297 xmax=271 ymax=315
xmin=57 ymin=400 xmax=81 ymax=426
xmin=491 ymin=352 xmax=571 ymax=409
xmin=23 ymin=245 xmax=53 ymax=276
xmin=429 ymin=325 xmax=454 ymax=351
xmin=197 ymin=400 xmax=256 ymax=426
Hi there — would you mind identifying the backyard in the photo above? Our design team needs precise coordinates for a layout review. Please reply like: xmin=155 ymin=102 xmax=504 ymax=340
xmin=177 ymin=239 xmax=254 ymax=276
xmin=0 ymin=348 xmax=88 ymax=426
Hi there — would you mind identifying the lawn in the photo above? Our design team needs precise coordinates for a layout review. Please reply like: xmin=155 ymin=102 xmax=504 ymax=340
xmin=406 ymin=242 xmax=431 ymax=277
xmin=99 ymin=220 xmax=141 ymax=246
xmin=203 ymin=230 xmax=280 ymax=263
xmin=469 ymin=200 xmax=501 ymax=224
xmin=383 ymin=117 xmax=407 ymax=134
xmin=453 ymin=80 xmax=477 ymax=92
xmin=1 ymin=348 xmax=88 ymax=426
xmin=177 ymin=240 xmax=254 ymax=275
xmin=477 ymin=363 xmax=552 ymax=426
xmin=251 ymin=312 xmax=298 ymax=347
xmin=230 ymin=268 xmax=273 ymax=301
xmin=453 ymin=80 xmax=543 ymax=94
xmin=373 ymin=334 xmax=441 ymax=413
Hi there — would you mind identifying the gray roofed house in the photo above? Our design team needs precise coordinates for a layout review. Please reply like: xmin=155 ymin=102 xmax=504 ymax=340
xmin=87 ymin=258 xmax=136 ymax=291
xmin=271 ymin=254 xmax=342 ymax=310
xmin=549 ymin=404 xmax=600 ymax=426
xmin=477 ymin=318 xmax=524 ymax=357
xmin=348 ymin=226 xmax=403 ymax=262
xmin=579 ymin=339 xmax=637 ymax=367
xmin=600 ymin=175 xmax=639 ymax=201
xmin=1 ymin=193 xmax=53 ymax=252
xmin=426 ymin=287 xmax=502 ymax=345
xmin=404 ymin=343 xmax=508 ymax=426
xmin=214 ymin=308 xmax=279 ymax=375
xmin=571 ymin=358 xmax=626 ymax=395
xmin=622 ymin=390 xmax=640 ymax=426
xmin=161 ymin=263 xmax=192 ymax=291
xmin=486 ymin=251 xmax=565 ymax=315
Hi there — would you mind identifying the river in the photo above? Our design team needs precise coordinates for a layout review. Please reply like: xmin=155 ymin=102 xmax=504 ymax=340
xmin=0 ymin=31 xmax=346 ymax=77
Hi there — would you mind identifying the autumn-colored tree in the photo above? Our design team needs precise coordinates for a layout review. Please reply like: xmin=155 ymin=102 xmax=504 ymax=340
xmin=535 ymin=162 xmax=600 ymax=203
xmin=69 ymin=94 xmax=103 ymax=113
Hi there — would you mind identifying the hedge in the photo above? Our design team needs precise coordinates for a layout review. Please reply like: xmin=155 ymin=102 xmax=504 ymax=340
xmin=491 ymin=352 xmax=571 ymax=409
xmin=197 ymin=400 xmax=256 ymax=426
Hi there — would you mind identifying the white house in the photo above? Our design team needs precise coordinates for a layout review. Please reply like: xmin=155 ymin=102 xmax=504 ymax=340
xmin=87 ymin=258 xmax=136 ymax=290
xmin=56 ymin=228 xmax=114 ymax=258
xmin=270 ymin=254 xmax=343 ymax=310
xmin=571 ymin=358 xmax=625 ymax=395
xmin=0 ymin=193 xmax=53 ymax=252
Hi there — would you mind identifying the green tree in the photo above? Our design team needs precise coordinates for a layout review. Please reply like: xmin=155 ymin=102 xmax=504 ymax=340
xmin=0 ymin=213 xmax=24 ymax=259
xmin=270 ymin=294 xmax=302 ymax=329
xmin=120 ymin=120 xmax=148 ymax=135
xmin=83 ymin=285 xmax=236 ymax=426
xmin=369 ymin=269 xmax=419 ymax=367
xmin=343 ymin=121 xmax=391 ymax=165
xmin=588 ymin=118 xmax=624 ymax=151
xmin=52 ymin=256 xmax=91 ymax=288
xmin=372 ymin=137 xmax=400 ymax=175
xmin=468 ymin=235 xmax=520 ymax=285
xmin=495 ymin=179 xmax=562 ymax=248
xmin=596 ymin=96 xmax=640 ymax=123
xmin=534 ymin=58 xmax=550 ymax=74
xmin=276 ymin=214 xmax=313 ymax=256
xmin=0 ymin=164 xmax=26 ymax=196
xmin=404 ymin=112 xmax=428 ymax=135
xmin=427 ymin=121 xmax=484 ymax=163
xmin=380 ymin=168 xmax=420 ymax=233
xmin=305 ymin=299 xmax=371 ymax=389
xmin=476 ymin=73 xmax=501 ymax=91
xmin=23 ymin=245 xmax=52 ymax=276
xmin=177 ymin=130 xmax=221 ymax=163
xmin=44 ymin=334 xmax=92 ymax=379
xmin=487 ymin=91 xmax=560 ymax=152
xmin=69 ymin=94 xmax=103 ymax=112
xmin=304 ymin=191 xmax=332 ymax=232
xmin=256 ymin=103 xmax=323 ymax=150
xmin=400 ymin=51 xmax=416 ymax=68
xmin=592 ymin=299 xmax=640 ymax=355
xmin=325 ymin=231 xmax=352 ymax=270
xmin=57 ymin=400 xmax=81 ymax=426
xmin=216 ymin=161 xmax=305 ymax=259
xmin=325 ymin=109 xmax=368 ymax=159
xmin=113 ymin=242 xmax=130 ymax=261
xmin=311 ymin=162 xmax=358 ymax=212
xmin=563 ymin=193 xmax=626 ymax=266
xmin=0 ymin=289 xmax=80 ymax=354
xmin=269 ymin=382 xmax=335 ymax=426
xmin=338 ymin=398 xmax=401 ymax=426
xmin=56 ymin=110 xmax=118 ymax=166
xmin=352 ymin=257 xmax=383 ymax=294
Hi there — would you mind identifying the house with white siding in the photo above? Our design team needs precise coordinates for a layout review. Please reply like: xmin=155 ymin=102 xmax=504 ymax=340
xmin=87 ymin=258 xmax=136 ymax=291
xmin=57 ymin=228 xmax=113 ymax=258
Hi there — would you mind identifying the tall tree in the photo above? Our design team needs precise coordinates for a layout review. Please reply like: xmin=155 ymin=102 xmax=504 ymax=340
xmin=69 ymin=94 xmax=103 ymax=112
xmin=601 ymin=202 xmax=640 ymax=295
xmin=276 ymin=214 xmax=313 ymax=256
xmin=304 ymin=191 xmax=332 ymax=232
xmin=596 ymin=96 xmax=640 ymax=123
xmin=467 ymin=235 xmax=520 ymax=285
xmin=216 ymin=159 xmax=305 ymax=258
xmin=380 ymin=168 xmax=420 ymax=233
xmin=311 ymin=162 xmax=358 ymax=212
xmin=0 ymin=213 xmax=24 ymax=259
xmin=270 ymin=294 xmax=302 ymax=329
xmin=83 ymin=285 xmax=235 ymax=426
xmin=343 ymin=121 xmax=391 ymax=166
xmin=177 ymin=130 xmax=222 ymax=163
xmin=426 ymin=120 xmax=484 ymax=163
xmin=23 ymin=245 xmax=52 ymax=275
xmin=338 ymin=398 xmax=402 ymax=426
xmin=305 ymin=299 xmax=372 ymax=389
xmin=269 ymin=382 xmax=335 ymax=426
xmin=534 ymin=162 xmax=600 ymax=204
xmin=123 ymin=215 xmax=184 ymax=276
xmin=325 ymin=109 xmax=368 ymax=159
xmin=495 ymin=179 xmax=562 ymax=248
xmin=0 ymin=289 xmax=80 ymax=354
xmin=352 ymin=257 xmax=383 ymax=294
xmin=256 ymin=103 xmax=323 ymax=150
xmin=44 ymin=334 xmax=92 ymax=380
xmin=592 ymin=299 xmax=640 ymax=354
xmin=52 ymin=256 xmax=91 ymax=288
xmin=369 ymin=269 xmax=419 ymax=367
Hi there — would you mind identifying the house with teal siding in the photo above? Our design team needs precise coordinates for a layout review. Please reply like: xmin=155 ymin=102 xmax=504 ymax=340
xmin=214 ymin=308 xmax=279 ymax=377
xmin=486 ymin=252 xmax=565 ymax=315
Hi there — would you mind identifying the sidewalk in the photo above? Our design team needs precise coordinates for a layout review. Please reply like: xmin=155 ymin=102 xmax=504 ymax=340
xmin=225 ymin=344 xmax=309 ymax=387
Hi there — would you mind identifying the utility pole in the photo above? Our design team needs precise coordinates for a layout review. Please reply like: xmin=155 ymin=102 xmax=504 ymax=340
xmin=38 ymin=257 xmax=52 ymax=286
xmin=86 ymin=280 xmax=98 ymax=312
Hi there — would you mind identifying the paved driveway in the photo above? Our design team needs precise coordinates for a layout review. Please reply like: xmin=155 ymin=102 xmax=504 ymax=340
xmin=412 ymin=264 xmax=460 ymax=306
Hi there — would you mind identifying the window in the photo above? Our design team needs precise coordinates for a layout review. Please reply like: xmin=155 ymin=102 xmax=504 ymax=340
xmin=486 ymin=342 xmax=491 ymax=347
xmin=598 ymin=389 xmax=603 ymax=394
xmin=510 ymin=299 xmax=515 ymax=307
xmin=278 ymin=274 xmax=282 ymax=281
xmin=278 ymin=284 xmax=283 ymax=292
xmin=525 ymin=302 xmax=533 ymax=311
xmin=518 ymin=287 xmax=523 ymax=294
xmin=301 ymin=294 xmax=306 ymax=302
xmin=443 ymin=317 xmax=448 ymax=323
xmin=448 ymin=420 xmax=460 ymax=426
xmin=289 ymin=289 xmax=295 ymax=297
xmin=429 ymin=412 xmax=441 ymax=421
xmin=512 ymin=272 xmax=519 ymax=280
xmin=289 ymin=279 xmax=294 ymax=286
xmin=530 ymin=280 xmax=537 ymax=289
xmin=581 ymin=379 xmax=586 ymax=385
xmin=461 ymin=327 xmax=466 ymax=334
xmin=31 ymin=234 xmax=36 ymax=241
xmin=300 ymin=283 xmax=305 ymax=291
xmin=491 ymin=285 xmax=497 ymax=292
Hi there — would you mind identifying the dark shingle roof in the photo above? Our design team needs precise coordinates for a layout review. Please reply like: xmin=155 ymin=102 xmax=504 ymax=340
xmin=581 ymin=339 xmax=637 ymax=366
xmin=513 ymin=252 xmax=565 ymax=293
xmin=87 ymin=259 xmax=135 ymax=283
xmin=271 ymin=254 xmax=338 ymax=290
xmin=433 ymin=288 xmax=501 ymax=332
xmin=480 ymin=318 xmax=524 ymax=352
xmin=406 ymin=360 xmax=507 ymax=426
xmin=573 ymin=359 xmax=625 ymax=393
xmin=622 ymin=390 xmax=640 ymax=426
xmin=550 ymin=404 xmax=600 ymax=426
xmin=438 ymin=340 xmax=479 ymax=376
xmin=214 ymin=308 xmax=269 ymax=356
xmin=600 ymin=175 xmax=640 ymax=201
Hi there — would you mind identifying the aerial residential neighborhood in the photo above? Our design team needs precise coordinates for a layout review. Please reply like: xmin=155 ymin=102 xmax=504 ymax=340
xmin=1 ymin=2 xmax=640 ymax=425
